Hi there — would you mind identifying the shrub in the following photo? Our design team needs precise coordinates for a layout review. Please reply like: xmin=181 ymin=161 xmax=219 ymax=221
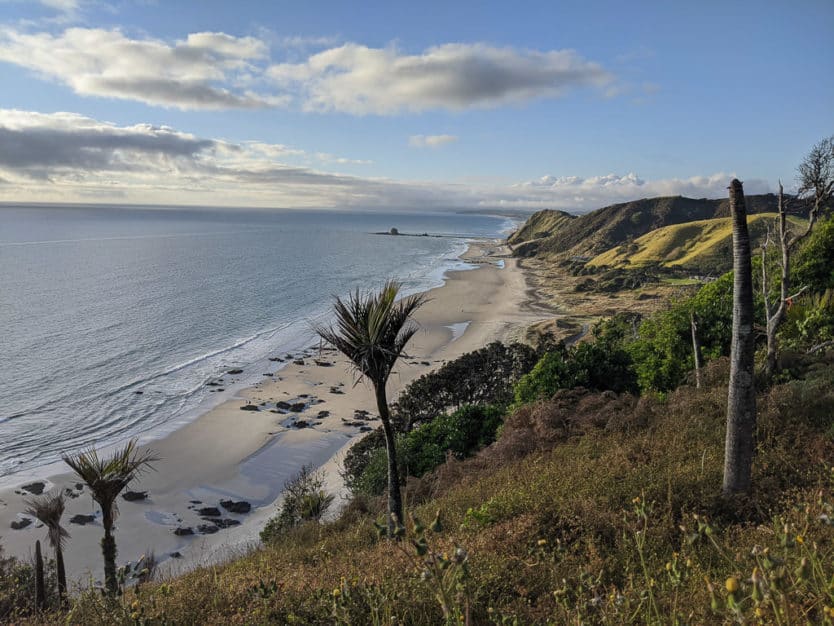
xmin=793 ymin=215 xmax=834 ymax=292
xmin=391 ymin=342 xmax=538 ymax=430
xmin=627 ymin=271 xmax=737 ymax=391
xmin=261 ymin=465 xmax=335 ymax=543
xmin=513 ymin=341 xmax=638 ymax=404
xmin=0 ymin=543 xmax=59 ymax=620
xmin=352 ymin=405 xmax=504 ymax=497
xmin=402 ymin=405 xmax=503 ymax=477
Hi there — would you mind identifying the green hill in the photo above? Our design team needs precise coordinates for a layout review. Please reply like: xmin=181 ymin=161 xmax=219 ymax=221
xmin=510 ymin=193 xmax=795 ymax=260
xmin=507 ymin=209 xmax=576 ymax=245
xmin=588 ymin=212 xmax=805 ymax=271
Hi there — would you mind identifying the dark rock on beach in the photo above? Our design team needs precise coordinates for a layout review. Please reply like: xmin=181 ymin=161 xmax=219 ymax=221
xmin=205 ymin=518 xmax=241 ymax=529
xmin=289 ymin=403 xmax=306 ymax=412
xmin=123 ymin=490 xmax=148 ymax=502
xmin=293 ymin=420 xmax=309 ymax=429
xmin=69 ymin=514 xmax=96 ymax=525
xmin=174 ymin=527 xmax=194 ymax=536
xmin=197 ymin=523 xmax=219 ymax=534
xmin=240 ymin=404 xmax=259 ymax=411
xmin=21 ymin=482 xmax=46 ymax=495
xmin=170 ymin=551 xmax=182 ymax=558
xmin=275 ymin=401 xmax=292 ymax=410
xmin=11 ymin=518 xmax=32 ymax=530
xmin=227 ymin=368 xmax=244 ymax=375
xmin=220 ymin=499 xmax=251 ymax=514
xmin=198 ymin=507 xmax=222 ymax=517
xmin=293 ymin=359 xmax=305 ymax=366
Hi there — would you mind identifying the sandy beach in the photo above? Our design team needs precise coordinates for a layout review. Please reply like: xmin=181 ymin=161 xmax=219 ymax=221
xmin=0 ymin=239 xmax=551 ymax=587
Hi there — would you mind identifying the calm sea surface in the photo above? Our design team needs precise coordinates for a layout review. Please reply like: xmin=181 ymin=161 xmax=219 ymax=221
xmin=0 ymin=205 xmax=509 ymax=481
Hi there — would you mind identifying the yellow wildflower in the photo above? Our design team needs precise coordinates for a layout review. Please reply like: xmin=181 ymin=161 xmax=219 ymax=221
xmin=725 ymin=577 xmax=739 ymax=593
xmin=795 ymin=534 xmax=804 ymax=545
xmin=537 ymin=539 xmax=548 ymax=546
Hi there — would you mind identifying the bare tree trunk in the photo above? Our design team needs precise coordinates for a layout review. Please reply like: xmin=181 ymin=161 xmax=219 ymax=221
xmin=763 ymin=183 xmax=791 ymax=378
xmin=376 ymin=384 xmax=403 ymax=537
xmin=690 ymin=312 xmax=703 ymax=388
xmin=34 ymin=540 xmax=45 ymax=611
xmin=723 ymin=179 xmax=757 ymax=496
xmin=762 ymin=175 xmax=824 ymax=379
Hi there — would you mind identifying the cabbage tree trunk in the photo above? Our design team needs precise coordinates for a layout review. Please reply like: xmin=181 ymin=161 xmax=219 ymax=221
xmin=102 ymin=511 xmax=119 ymax=595
xmin=35 ymin=540 xmax=45 ymax=610
xmin=723 ymin=179 xmax=757 ymax=496
xmin=376 ymin=384 xmax=403 ymax=537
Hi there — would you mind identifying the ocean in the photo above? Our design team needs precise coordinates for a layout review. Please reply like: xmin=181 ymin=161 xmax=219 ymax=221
xmin=0 ymin=205 xmax=511 ymax=482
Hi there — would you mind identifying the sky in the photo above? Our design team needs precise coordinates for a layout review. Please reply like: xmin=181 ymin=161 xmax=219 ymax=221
xmin=0 ymin=0 xmax=832 ymax=213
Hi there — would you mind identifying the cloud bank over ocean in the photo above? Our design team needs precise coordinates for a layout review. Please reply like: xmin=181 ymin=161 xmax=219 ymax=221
xmin=0 ymin=109 xmax=770 ymax=211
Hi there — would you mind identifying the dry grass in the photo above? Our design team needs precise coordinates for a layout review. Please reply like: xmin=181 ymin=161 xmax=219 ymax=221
xmin=17 ymin=358 xmax=832 ymax=625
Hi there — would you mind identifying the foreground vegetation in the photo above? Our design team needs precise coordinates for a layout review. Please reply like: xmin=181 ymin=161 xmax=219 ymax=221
xmin=3 ymin=139 xmax=832 ymax=624
xmin=7 ymin=356 xmax=830 ymax=624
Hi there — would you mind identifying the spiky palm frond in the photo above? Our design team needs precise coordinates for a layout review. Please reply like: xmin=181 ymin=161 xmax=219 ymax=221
xmin=25 ymin=492 xmax=70 ymax=551
xmin=62 ymin=439 xmax=158 ymax=521
xmin=315 ymin=280 xmax=426 ymax=386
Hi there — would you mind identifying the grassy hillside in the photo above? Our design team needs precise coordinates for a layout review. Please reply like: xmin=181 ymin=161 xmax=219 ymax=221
xmin=40 ymin=357 xmax=834 ymax=625
xmin=588 ymin=213 xmax=805 ymax=271
xmin=507 ymin=209 xmax=575 ymax=245
xmin=511 ymin=193 xmax=792 ymax=260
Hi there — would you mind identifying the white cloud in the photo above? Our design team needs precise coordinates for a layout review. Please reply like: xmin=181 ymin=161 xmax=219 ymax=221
xmin=0 ymin=27 xmax=272 ymax=109
xmin=409 ymin=134 xmax=458 ymax=148
xmin=0 ymin=109 xmax=395 ymax=206
xmin=268 ymin=43 xmax=612 ymax=114
xmin=0 ymin=26 xmax=616 ymax=113
xmin=499 ymin=172 xmax=772 ymax=211
xmin=39 ymin=0 xmax=80 ymax=12
xmin=314 ymin=152 xmax=373 ymax=165
xmin=0 ymin=109 xmax=764 ymax=211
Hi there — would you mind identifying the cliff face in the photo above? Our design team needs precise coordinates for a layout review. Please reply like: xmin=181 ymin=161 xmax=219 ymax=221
xmin=510 ymin=193 xmax=790 ymax=259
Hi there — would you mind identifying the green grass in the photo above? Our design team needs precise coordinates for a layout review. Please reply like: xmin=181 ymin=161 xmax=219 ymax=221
xmin=23 ymin=357 xmax=833 ymax=625
xmin=589 ymin=213 xmax=804 ymax=270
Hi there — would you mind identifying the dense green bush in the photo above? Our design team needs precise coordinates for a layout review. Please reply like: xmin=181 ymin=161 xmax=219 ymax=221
xmin=793 ymin=215 xmax=834 ymax=292
xmin=352 ymin=405 xmax=504 ymax=497
xmin=391 ymin=341 xmax=538 ymax=430
xmin=344 ymin=342 xmax=540 ymax=491
xmin=627 ymin=272 xmax=735 ymax=391
xmin=513 ymin=341 xmax=638 ymax=404
xmin=780 ymin=289 xmax=834 ymax=352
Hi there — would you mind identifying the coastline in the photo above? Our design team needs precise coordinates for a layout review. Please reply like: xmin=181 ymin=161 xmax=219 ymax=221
xmin=0 ymin=239 xmax=550 ymax=585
